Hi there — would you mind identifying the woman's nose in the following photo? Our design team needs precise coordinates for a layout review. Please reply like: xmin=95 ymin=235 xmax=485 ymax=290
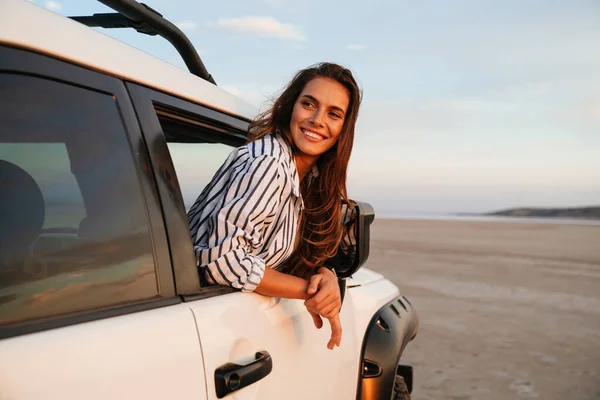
xmin=310 ymin=109 xmax=325 ymax=127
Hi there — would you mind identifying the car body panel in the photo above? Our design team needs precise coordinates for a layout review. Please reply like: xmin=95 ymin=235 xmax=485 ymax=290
xmin=187 ymin=292 xmax=360 ymax=400
xmin=185 ymin=273 xmax=402 ymax=400
xmin=0 ymin=305 xmax=207 ymax=399
xmin=346 ymin=267 xmax=386 ymax=288
xmin=345 ymin=276 xmax=401 ymax=349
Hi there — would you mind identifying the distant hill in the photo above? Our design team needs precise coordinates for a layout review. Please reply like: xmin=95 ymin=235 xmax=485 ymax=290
xmin=485 ymin=206 xmax=600 ymax=220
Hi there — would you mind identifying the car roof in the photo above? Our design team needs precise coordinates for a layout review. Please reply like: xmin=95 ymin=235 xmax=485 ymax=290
xmin=0 ymin=0 xmax=258 ymax=121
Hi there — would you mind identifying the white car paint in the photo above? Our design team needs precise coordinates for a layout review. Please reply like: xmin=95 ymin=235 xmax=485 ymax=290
xmin=187 ymin=273 xmax=399 ymax=400
xmin=188 ymin=292 xmax=358 ymax=400
xmin=345 ymin=277 xmax=401 ymax=340
xmin=346 ymin=267 xmax=386 ymax=288
xmin=0 ymin=305 xmax=207 ymax=400
xmin=0 ymin=0 xmax=257 ymax=121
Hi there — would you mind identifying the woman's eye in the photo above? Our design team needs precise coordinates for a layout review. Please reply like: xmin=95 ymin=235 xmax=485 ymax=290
xmin=302 ymin=101 xmax=314 ymax=108
xmin=330 ymin=112 xmax=342 ymax=119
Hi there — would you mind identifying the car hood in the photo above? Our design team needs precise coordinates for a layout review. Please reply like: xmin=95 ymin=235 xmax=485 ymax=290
xmin=346 ymin=267 xmax=385 ymax=288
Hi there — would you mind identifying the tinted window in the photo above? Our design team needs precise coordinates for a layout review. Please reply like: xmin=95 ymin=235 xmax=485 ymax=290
xmin=0 ymin=74 xmax=158 ymax=327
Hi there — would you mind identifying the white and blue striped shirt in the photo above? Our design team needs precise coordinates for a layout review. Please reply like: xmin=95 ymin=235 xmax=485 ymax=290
xmin=187 ymin=134 xmax=317 ymax=292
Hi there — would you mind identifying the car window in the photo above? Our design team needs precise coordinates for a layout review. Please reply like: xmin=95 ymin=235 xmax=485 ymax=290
xmin=0 ymin=73 xmax=159 ymax=327
xmin=168 ymin=142 xmax=234 ymax=211
xmin=1 ymin=142 xmax=86 ymax=230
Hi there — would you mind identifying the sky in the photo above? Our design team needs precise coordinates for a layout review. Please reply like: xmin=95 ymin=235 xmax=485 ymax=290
xmin=32 ymin=0 xmax=600 ymax=215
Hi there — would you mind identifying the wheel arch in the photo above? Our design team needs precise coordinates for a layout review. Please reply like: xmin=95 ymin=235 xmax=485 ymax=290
xmin=356 ymin=295 xmax=419 ymax=400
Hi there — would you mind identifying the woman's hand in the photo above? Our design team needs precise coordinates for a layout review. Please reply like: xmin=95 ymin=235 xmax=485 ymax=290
xmin=306 ymin=310 xmax=342 ymax=350
xmin=304 ymin=267 xmax=341 ymax=319
xmin=304 ymin=267 xmax=342 ymax=349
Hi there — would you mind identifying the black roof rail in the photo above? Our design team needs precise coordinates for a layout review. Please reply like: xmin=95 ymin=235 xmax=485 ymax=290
xmin=69 ymin=0 xmax=216 ymax=85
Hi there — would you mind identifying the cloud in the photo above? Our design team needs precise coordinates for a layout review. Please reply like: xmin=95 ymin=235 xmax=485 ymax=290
xmin=45 ymin=1 xmax=62 ymax=11
xmin=346 ymin=44 xmax=365 ymax=51
xmin=175 ymin=21 xmax=197 ymax=31
xmin=212 ymin=16 xmax=305 ymax=41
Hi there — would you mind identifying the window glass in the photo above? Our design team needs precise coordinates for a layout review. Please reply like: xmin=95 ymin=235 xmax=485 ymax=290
xmin=0 ymin=73 xmax=158 ymax=327
xmin=0 ymin=143 xmax=86 ymax=230
xmin=167 ymin=142 xmax=234 ymax=210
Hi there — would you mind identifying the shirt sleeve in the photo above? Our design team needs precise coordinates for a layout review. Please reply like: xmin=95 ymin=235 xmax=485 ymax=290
xmin=195 ymin=154 xmax=284 ymax=292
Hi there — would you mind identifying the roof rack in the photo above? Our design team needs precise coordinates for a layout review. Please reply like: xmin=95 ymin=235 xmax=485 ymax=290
xmin=69 ymin=0 xmax=216 ymax=85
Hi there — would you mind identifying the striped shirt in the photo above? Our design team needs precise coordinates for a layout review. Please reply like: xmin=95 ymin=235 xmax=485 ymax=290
xmin=187 ymin=134 xmax=317 ymax=292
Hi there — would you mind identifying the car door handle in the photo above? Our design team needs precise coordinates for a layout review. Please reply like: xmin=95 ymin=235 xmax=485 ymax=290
xmin=215 ymin=350 xmax=273 ymax=398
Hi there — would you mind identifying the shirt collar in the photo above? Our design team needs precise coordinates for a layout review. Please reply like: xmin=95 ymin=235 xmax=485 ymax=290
xmin=273 ymin=134 xmax=319 ymax=198
xmin=306 ymin=164 xmax=319 ymax=185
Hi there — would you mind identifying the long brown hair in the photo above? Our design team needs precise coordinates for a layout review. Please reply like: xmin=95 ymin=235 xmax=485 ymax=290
xmin=248 ymin=62 xmax=362 ymax=275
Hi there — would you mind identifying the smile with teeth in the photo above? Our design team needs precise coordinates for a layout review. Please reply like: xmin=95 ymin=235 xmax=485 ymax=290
xmin=301 ymin=129 xmax=325 ymax=140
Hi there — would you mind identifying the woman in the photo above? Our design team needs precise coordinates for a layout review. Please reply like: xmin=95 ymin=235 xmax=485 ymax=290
xmin=187 ymin=62 xmax=361 ymax=350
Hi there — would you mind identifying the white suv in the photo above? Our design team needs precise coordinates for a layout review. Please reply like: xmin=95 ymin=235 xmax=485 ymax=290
xmin=0 ymin=1 xmax=418 ymax=399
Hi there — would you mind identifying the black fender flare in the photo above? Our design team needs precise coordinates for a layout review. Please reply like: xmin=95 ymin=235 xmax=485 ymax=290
xmin=356 ymin=295 xmax=419 ymax=400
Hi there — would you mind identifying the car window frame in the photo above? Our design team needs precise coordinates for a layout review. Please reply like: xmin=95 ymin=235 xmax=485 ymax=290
xmin=0 ymin=45 xmax=178 ymax=339
xmin=126 ymin=82 xmax=250 ymax=298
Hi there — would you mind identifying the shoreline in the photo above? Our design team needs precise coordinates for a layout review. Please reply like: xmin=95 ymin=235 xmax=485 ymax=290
xmin=376 ymin=213 xmax=600 ymax=226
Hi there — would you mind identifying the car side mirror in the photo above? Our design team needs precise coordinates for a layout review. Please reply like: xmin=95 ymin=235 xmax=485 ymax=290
xmin=325 ymin=201 xmax=375 ymax=279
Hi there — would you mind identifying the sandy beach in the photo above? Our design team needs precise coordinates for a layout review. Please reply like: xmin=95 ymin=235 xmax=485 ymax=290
xmin=367 ymin=218 xmax=600 ymax=400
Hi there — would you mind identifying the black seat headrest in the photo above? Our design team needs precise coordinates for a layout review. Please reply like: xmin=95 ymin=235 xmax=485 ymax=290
xmin=0 ymin=160 xmax=45 ymax=267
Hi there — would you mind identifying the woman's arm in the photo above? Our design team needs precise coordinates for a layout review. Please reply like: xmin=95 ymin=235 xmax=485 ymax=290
xmin=256 ymin=267 xmax=342 ymax=350
xmin=255 ymin=267 xmax=311 ymax=300
xmin=192 ymin=154 xmax=285 ymax=293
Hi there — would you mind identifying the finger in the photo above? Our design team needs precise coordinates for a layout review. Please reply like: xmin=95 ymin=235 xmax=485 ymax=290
xmin=310 ymin=277 xmax=340 ymax=303
xmin=306 ymin=305 xmax=320 ymax=319
xmin=306 ymin=283 xmax=339 ymax=307
xmin=320 ymin=302 xmax=341 ymax=319
xmin=309 ymin=294 xmax=338 ymax=316
xmin=305 ymin=290 xmax=335 ymax=310
xmin=307 ymin=275 xmax=322 ymax=295
xmin=307 ymin=309 xmax=323 ymax=329
xmin=327 ymin=315 xmax=342 ymax=350
xmin=327 ymin=325 xmax=342 ymax=349
xmin=333 ymin=318 xmax=342 ymax=347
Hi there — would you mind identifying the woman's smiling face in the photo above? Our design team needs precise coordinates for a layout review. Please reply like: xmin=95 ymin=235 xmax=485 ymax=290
xmin=289 ymin=77 xmax=350 ymax=159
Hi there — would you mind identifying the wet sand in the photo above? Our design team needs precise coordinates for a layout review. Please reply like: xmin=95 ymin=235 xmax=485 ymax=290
xmin=367 ymin=218 xmax=600 ymax=400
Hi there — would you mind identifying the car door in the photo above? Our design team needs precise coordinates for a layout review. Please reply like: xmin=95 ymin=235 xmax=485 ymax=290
xmin=128 ymin=83 xmax=363 ymax=400
xmin=0 ymin=46 xmax=207 ymax=399
xmin=188 ymin=290 xmax=361 ymax=400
